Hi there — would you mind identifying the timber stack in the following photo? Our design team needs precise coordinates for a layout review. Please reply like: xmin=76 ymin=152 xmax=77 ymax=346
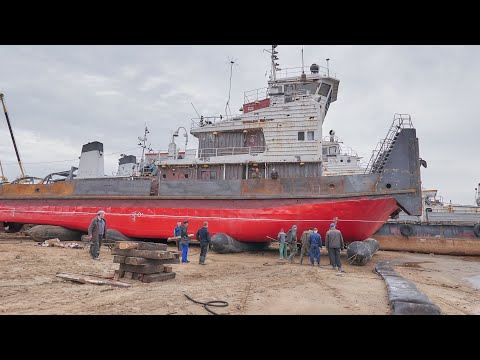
xmin=111 ymin=241 xmax=179 ymax=283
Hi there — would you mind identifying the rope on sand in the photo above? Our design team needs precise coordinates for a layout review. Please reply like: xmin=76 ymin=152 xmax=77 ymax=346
xmin=184 ymin=293 xmax=229 ymax=315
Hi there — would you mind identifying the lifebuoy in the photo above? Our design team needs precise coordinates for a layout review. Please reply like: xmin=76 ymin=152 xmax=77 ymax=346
xmin=400 ymin=224 xmax=413 ymax=237
xmin=474 ymin=224 xmax=480 ymax=238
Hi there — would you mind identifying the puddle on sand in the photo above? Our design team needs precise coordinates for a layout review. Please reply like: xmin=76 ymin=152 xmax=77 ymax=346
xmin=465 ymin=275 xmax=480 ymax=289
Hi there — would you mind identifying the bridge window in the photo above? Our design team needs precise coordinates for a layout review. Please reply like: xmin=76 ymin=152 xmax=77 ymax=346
xmin=307 ymin=131 xmax=315 ymax=140
xmin=297 ymin=83 xmax=319 ymax=96
xmin=328 ymin=146 xmax=337 ymax=155
xmin=298 ymin=132 xmax=305 ymax=141
xmin=270 ymin=85 xmax=283 ymax=95
xmin=318 ymin=83 xmax=332 ymax=97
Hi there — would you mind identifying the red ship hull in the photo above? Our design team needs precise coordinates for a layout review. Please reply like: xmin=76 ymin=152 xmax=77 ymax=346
xmin=0 ymin=197 xmax=398 ymax=242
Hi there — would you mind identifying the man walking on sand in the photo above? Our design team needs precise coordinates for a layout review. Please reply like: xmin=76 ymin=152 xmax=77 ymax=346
xmin=299 ymin=227 xmax=313 ymax=264
xmin=87 ymin=210 xmax=107 ymax=260
xmin=286 ymin=225 xmax=298 ymax=263
xmin=197 ymin=221 xmax=212 ymax=265
xmin=277 ymin=228 xmax=287 ymax=259
xmin=325 ymin=223 xmax=345 ymax=272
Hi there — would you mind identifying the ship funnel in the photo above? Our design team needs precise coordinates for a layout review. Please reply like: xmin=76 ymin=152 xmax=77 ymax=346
xmin=77 ymin=141 xmax=105 ymax=178
xmin=310 ymin=63 xmax=319 ymax=74
xmin=117 ymin=155 xmax=137 ymax=176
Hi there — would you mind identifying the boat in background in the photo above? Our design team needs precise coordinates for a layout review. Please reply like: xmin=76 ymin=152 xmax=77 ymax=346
xmin=0 ymin=46 xmax=423 ymax=250
xmin=374 ymin=187 xmax=480 ymax=255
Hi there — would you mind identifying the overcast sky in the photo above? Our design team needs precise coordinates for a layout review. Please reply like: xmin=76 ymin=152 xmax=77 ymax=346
xmin=0 ymin=45 xmax=478 ymax=205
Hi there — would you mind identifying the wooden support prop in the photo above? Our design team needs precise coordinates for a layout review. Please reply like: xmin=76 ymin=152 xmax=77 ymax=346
xmin=114 ymin=241 xmax=167 ymax=251
xmin=163 ymin=265 xmax=173 ymax=273
xmin=141 ymin=272 xmax=176 ymax=283
xmin=56 ymin=272 xmax=130 ymax=288
xmin=120 ymin=263 xmax=165 ymax=274
xmin=167 ymin=234 xmax=194 ymax=242
xmin=111 ymin=248 xmax=175 ymax=260
xmin=113 ymin=255 xmax=126 ymax=264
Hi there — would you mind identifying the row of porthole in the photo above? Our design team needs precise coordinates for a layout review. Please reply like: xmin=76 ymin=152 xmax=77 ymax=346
xmin=327 ymin=183 xmax=392 ymax=189
xmin=162 ymin=173 xmax=189 ymax=179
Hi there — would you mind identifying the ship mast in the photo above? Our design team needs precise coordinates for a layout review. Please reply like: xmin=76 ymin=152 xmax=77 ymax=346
xmin=265 ymin=45 xmax=280 ymax=81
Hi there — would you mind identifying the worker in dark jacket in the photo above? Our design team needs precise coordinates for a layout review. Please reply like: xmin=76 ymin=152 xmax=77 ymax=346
xmin=299 ymin=228 xmax=313 ymax=264
xmin=197 ymin=221 xmax=212 ymax=265
xmin=180 ymin=220 xmax=190 ymax=263
xmin=325 ymin=223 xmax=345 ymax=272
xmin=286 ymin=225 xmax=298 ymax=263
xmin=174 ymin=221 xmax=182 ymax=250
xmin=87 ymin=210 xmax=107 ymax=260
xmin=309 ymin=228 xmax=322 ymax=266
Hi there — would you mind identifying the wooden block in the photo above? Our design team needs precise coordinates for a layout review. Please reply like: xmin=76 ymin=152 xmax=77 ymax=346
xmin=111 ymin=248 xmax=174 ymax=260
xmin=163 ymin=265 xmax=173 ymax=273
xmin=132 ymin=273 xmax=143 ymax=280
xmin=141 ymin=272 xmax=176 ymax=283
xmin=115 ymin=242 xmax=139 ymax=250
xmin=123 ymin=271 xmax=133 ymax=280
xmin=125 ymin=257 xmax=163 ymax=266
xmin=136 ymin=242 xmax=168 ymax=251
xmin=167 ymin=234 xmax=194 ymax=242
xmin=112 ymin=255 xmax=126 ymax=264
xmin=125 ymin=256 xmax=180 ymax=265
xmin=120 ymin=263 xmax=165 ymax=274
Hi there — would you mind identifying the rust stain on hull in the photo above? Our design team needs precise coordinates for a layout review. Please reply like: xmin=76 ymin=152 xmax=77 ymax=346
xmin=0 ymin=182 xmax=75 ymax=197
xmin=375 ymin=235 xmax=480 ymax=256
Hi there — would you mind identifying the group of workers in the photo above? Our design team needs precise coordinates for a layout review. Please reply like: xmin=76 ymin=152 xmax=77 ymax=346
xmin=86 ymin=209 xmax=343 ymax=272
xmin=174 ymin=220 xmax=212 ymax=265
xmin=277 ymin=223 xmax=345 ymax=272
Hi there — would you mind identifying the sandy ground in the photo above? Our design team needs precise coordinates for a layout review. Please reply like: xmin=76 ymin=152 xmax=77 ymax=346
xmin=0 ymin=233 xmax=479 ymax=315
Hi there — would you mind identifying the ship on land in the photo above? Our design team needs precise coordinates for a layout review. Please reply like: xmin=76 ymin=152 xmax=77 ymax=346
xmin=374 ymin=187 xmax=480 ymax=255
xmin=0 ymin=46 xmax=423 ymax=250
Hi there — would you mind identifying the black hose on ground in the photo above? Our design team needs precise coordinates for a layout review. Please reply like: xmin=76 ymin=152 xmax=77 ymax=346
xmin=184 ymin=294 xmax=229 ymax=315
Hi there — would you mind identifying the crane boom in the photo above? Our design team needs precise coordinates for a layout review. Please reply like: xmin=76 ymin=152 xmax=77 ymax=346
xmin=0 ymin=93 xmax=25 ymax=178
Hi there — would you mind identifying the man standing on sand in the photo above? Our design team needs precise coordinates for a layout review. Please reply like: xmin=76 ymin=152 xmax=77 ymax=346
xmin=277 ymin=228 xmax=287 ymax=259
xmin=325 ymin=223 xmax=345 ymax=272
xmin=180 ymin=220 xmax=190 ymax=263
xmin=87 ymin=210 xmax=107 ymax=260
xmin=174 ymin=221 xmax=182 ymax=250
xmin=299 ymin=227 xmax=313 ymax=264
xmin=309 ymin=228 xmax=322 ymax=267
xmin=197 ymin=221 xmax=212 ymax=265
xmin=286 ymin=225 xmax=298 ymax=263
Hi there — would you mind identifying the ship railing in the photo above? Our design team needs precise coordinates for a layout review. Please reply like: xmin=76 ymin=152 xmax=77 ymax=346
xmin=243 ymin=87 xmax=269 ymax=104
xmin=322 ymin=136 xmax=360 ymax=158
xmin=365 ymin=114 xmax=414 ymax=174
xmin=275 ymin=66 xmax=331 ymax=79
xmin=199 ymin=146 xmax=267 ymax=159
xmin=191 ymin=115 xmax=229 ymax=130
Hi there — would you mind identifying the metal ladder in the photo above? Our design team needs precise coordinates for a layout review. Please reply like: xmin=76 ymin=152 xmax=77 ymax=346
xmin=365 ymin=114 xmax=413 ymax=174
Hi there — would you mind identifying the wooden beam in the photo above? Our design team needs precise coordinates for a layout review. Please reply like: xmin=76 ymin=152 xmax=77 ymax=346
xmin=141 ymin=272 xmax=176 ymax=283
xmin=120 ymin=263 xmax=165 ymax=274
xmin=112 ymin=255 xmax=126 ymax=264
xmin=111 ymin=248 xmax=174 ymax=260
xmin=136 ymin=242 xmax=168 ymax=251
xmin=56 ymin=272 xmax=130 ymax=288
